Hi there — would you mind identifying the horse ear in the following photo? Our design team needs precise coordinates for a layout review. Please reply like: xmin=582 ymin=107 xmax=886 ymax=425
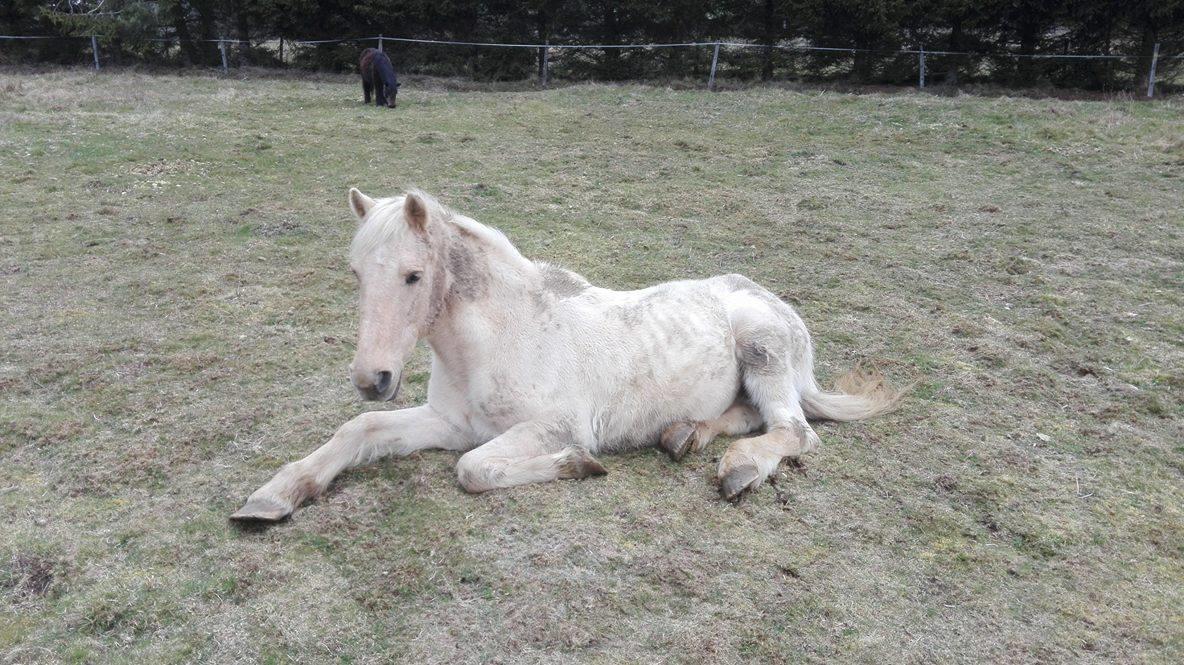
xmin=348 ymin=188 xmax=375 ymax=221
xmin=403 ymin=192 xmax=429 ymax=235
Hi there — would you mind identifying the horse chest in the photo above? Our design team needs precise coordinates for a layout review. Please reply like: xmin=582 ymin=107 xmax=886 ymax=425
xmin=461 ymin=371 xmax=546 ymax=437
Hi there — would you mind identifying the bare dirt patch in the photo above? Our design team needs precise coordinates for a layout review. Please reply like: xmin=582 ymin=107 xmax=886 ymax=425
xmin=3 ymin=553 xmax=56 ymax=602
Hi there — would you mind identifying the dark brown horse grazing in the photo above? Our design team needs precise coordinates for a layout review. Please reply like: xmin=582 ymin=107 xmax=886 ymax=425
xmin=360 ymin=48 xmax=400 ymax=108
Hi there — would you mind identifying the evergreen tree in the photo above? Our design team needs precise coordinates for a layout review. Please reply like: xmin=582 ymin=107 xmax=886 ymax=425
xmin=2 ymin=0 xmax=1180 ymax=89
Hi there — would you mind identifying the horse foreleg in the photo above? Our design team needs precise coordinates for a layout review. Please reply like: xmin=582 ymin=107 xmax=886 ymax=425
xmin=231 ymin=405 xmax=471 ymax=521
xmin=455 ymin=421 xmax=606 ymax=493
xmin=660 ymin=401 xmax=763 ymax=461
xmin=363 ymin=81 xmax=372 ymax=104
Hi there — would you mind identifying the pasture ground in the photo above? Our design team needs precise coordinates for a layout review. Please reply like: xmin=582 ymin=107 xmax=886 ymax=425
xmin=1 ymin=70 xmax=1182 ymax=664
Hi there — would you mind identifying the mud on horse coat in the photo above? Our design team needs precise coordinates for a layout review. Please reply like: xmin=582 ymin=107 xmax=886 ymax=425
xmin=360 ymin=48 xmax=400 ymax=107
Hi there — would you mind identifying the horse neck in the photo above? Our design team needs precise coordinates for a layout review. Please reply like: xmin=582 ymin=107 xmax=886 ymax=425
xmin=425 ymin=224 xmax=538 ymax=368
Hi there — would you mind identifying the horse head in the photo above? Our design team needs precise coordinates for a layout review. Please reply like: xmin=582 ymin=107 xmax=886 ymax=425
xmin=345 ymin=188 xmax=448 ymax=401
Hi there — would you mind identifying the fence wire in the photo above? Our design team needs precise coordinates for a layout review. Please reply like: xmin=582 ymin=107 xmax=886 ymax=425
xmin=1 ymin=33 xmax=1178 ymax=96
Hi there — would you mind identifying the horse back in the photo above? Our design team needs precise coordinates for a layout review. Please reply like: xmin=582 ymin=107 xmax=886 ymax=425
xmin=371 ymin=50 xmax=398 ymax=88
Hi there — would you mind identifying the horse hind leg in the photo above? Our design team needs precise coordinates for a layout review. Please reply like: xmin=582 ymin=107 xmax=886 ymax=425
xmin=717 ymin=314 xmax=820 ymax=500
xmin=717 ymin=412 xmax=819 ymax=500
xmin=659 ymin=402 xmax=762 ymax=461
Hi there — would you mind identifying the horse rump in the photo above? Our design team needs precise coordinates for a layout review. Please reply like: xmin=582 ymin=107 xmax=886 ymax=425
xmin=359 ymin=48 xmax=377 ymax=105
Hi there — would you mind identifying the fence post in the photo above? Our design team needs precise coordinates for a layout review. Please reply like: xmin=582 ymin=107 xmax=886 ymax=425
xmin=918 ymin=47 xmax=926 ymax=88
xmin=378 ymin=34 xmax=383 ymax=52
xmin=540 ymin=43 xmax=550 ymax=87
xmin=708 ymin=42 xmax=720 ymax=91
xmin=1146 ymin=42 xmax=1159 ymax=98
xmin=219 ymin=38 xmax=228 ymax=73
xmin=91 ymin=35 xmax=100 ymax=71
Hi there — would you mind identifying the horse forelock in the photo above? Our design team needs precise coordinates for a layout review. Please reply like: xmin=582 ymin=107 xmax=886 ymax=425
xmin=349 ymin=196 xmax=410 ymax=264
xmin=348 ymin=193 xmax=529 ymax=274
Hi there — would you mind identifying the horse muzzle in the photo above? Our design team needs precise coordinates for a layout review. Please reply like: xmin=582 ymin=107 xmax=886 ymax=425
xmin=353 ymin=368 xmax=402 ymax=402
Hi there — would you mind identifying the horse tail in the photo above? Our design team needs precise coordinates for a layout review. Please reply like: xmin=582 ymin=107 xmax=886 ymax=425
xmin=800 ymin=364 xmax=904 ymax=421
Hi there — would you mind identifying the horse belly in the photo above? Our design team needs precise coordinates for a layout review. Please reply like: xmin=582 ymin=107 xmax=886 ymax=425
xmin=594 ymin=302 xmax=741 ymax=452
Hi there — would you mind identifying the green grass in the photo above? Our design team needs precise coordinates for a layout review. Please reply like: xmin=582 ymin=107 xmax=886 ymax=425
xmin=1 ymin=69 xmax=1182 ymax=663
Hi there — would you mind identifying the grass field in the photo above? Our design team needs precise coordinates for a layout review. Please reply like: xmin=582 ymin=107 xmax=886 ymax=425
xmin=1 ymin=69 xmax=1182 ymax=664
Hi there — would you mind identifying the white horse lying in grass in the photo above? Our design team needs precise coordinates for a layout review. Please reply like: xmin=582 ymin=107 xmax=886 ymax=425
xmin=231 ymin=189 xmax=901 ymax=521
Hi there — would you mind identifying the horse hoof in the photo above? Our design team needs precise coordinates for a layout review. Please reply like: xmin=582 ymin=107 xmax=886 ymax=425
xmin=719 ymin=464 xmax=762 ymax=501
xmin=230 ymin=496 xmax=293 ymax=523
xmin=659 ymin=422 xmax=696 ymax=461
xmin=558 ymin=446 xmax=608 ymax=479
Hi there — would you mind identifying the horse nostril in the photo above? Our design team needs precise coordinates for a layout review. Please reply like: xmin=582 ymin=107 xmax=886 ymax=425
xmin=374 ymin=370 xmax=392 ymax=395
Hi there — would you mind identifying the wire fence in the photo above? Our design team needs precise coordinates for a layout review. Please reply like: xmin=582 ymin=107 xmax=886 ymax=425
xmin=2 ymin=33 xmax=1180 ymax=97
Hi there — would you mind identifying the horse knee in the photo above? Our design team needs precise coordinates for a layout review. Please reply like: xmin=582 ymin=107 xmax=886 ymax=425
xmin=456 ymin=450 xmax=496 ymax=493
xmin=336 ymin=411 xmax=384 ymax=441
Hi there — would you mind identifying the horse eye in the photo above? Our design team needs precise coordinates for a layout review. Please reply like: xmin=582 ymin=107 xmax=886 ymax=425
xmin=405 ymin=272 xmax=421 ymax=285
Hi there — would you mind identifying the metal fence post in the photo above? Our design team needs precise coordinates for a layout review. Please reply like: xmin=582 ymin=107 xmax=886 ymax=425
xmin=541 ymin=43 xmax=550 ymax=87
xmin=378 ymin=34 xmax=383 ymax=52
xmin=708 ymin=42 xmax=720 ymax=90
xmin=219 ymin=38 xmax=228 ymax=73
xmin=918 ymin=47 xmax=926 ymax=88
xmin=90 ymin=36 xmax=100 ymax=70
xmin=1146 ymin=42 xmax=1159 ymax=98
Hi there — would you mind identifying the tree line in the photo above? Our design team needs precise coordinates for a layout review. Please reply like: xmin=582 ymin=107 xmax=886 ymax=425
xmin=3 ymin=1 xmax=1180 ymax=90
